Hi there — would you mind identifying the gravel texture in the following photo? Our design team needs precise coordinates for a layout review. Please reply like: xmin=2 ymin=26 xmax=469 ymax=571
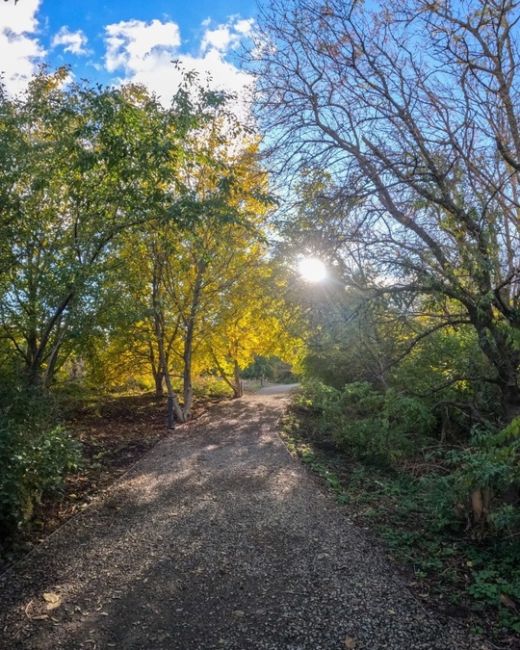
xmin=0 ymin=388 xmax=491 ymax=649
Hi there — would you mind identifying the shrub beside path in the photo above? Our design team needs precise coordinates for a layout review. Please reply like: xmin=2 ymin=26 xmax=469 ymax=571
xmin=0 ymin=387 xmax=489 ymax=649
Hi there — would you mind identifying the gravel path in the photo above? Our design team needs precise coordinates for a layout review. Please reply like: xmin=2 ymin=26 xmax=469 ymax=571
xmin=0 ymin=389 xmax=489 ymax=650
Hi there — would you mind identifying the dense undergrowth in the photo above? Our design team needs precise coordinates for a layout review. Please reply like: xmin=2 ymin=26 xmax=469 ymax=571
xmin=283 ymin=382 xmax=520 ymax=644
xmin=0 ymin=385 xmax=81 ymax=541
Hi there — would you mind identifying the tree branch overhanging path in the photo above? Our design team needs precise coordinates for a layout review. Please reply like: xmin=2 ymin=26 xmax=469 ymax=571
xmin=0 ymin=387 xmax=482 ymax=650
xmin=253 ymin=0 xmax=520 ymax=415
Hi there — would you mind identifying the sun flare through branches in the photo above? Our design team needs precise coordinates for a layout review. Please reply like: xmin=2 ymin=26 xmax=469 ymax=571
xmin=297 ymin=256 xmax=327 ymax=283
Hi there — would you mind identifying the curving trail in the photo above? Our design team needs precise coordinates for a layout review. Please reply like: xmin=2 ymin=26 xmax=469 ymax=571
xmin=0 ymin=387 xmax=487 ymax=649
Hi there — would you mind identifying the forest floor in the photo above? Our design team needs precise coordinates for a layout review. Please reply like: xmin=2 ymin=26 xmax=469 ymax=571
xmin=0 ymin=386 xmax=491 ymax=649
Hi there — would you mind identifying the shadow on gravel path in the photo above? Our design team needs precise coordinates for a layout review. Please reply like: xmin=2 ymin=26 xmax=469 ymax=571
xmin=0 ymin=387 xmax=489 ymax=649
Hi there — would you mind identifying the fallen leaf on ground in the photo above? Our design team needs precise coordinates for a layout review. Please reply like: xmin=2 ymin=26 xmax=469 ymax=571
xmin=344 ymin=637 xmax=357 ymax=648
xmin=43 ymin=592 xmax=62 ymax=610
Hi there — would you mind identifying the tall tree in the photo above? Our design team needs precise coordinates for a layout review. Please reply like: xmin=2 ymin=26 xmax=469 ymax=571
xmin=255 ymin=0 xmax=520 ymax=414
xmin=0 ymin=71 xmax=197 ymax=388
xmin=98 ymin=100 xmax=275 ymax=421
xmin=153 ymin=136 xmax=274 ymax=420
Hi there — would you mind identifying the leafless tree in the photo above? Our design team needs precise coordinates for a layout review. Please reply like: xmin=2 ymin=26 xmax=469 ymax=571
xmin=254 ymin=0 xmax=520 ymax=412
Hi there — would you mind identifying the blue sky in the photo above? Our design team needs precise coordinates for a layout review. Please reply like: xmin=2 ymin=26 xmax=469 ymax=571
xmin=0 ymin=0 xmax=257 ymax=100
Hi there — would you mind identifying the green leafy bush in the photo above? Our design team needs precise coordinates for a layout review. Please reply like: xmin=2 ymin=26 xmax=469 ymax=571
xmin=0 ymin=389 xmax=81 ymax=538
xmin=299 ymin=381 xmax=435 ymax=463
xmin=443 ymin=420 xmax=520 ymax=534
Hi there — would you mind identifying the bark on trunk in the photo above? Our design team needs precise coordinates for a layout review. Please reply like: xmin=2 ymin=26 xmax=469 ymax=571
xmin=149 ymin=342 xmax=164 ymax=399
xmin=471 ymin=487 xmax=493 ymax=528
xmin=182 ymin=355 xmax=193 ymax=420
xmin=28 ymin=292 xmax=75 ymax=386
xmin=154 ymin=371 xmax=164 ymax=398
xmin=233 ymin=360 xmax=243 ymax=398
xmin=42 ymin=325 xmax=69 ymax=389
xmin=152 ymin=261 xmax=184 ymax=426
xmin=181 ymin=261 xmax=205 ymax=420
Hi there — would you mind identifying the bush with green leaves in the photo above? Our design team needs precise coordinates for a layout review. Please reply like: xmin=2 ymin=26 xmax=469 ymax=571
xmin=0 ymin=388 xmax=81 ymax=538
xmin=299 ymin=380 xmax=435 ymax=463
xmin=444 ymin=419 xmax=520 ymax=534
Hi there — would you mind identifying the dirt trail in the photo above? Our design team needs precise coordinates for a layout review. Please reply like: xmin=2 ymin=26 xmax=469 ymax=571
xmin=0 ymin=388 xmax=486 ymax=649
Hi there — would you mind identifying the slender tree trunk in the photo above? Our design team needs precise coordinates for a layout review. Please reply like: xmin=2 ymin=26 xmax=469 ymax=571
xmin=152 ymin=260 xmax=184 ymax=427
xmin=25 ymin=292 xmax=74 ymax=388
xmin=154 ymin=371 xmax=164 ymax=398
xmin=148 ymin=341 xmax=164 ymax=398
xmin=43 ymin=328 xmax=67 ymax=389
xmin=163 ymin=369 xmax=184 ymax=428
xmin=182 ymin=342 xmax=193 ymax=420
xmin=181 ymin=261 xmax=205 ymax=420
xmin=233 ymin=360 xmax=243 ymax=398
xmin=208 ymin=347 xmax=240 ymax=396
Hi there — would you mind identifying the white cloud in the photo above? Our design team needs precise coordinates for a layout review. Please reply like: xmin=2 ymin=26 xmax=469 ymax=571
xmin=201 ymin=25 xmax=233 ymax=52
xmin=234 ymin=19 xmax=254 ymax=36
xmin=0 ymin=0 xmax=40 ymax=33
xmin=200 ymin=17 xmax=255 ymax=54
xmin=105 ymin=19 xmax=181 ymax=74
xmin=52 ymin=26 xmax=89 ymax=56
xmin=103 ymin=16 xmax=254 ymax=118
xmin=0 ymin=0 xmax=45 ymax=94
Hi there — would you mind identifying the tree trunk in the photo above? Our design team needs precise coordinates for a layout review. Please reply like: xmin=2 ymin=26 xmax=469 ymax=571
xmin=182 ymin=351 xmax=193 ymax=420
xmin=181 ymin=261 xmax=205 ymax=420
xmin=182 ymin=311 xmax=195 ymax=420
xmin=163 ymin=369 xmax=184 ymax=427
xmin=29 ymin=292 xmax=75 ymax=387
xmin=208 ymin=347 xmax=240 ymax=397
xmin=233 ymin=360 xmax=243 ymax=398
xmin=471 ymin=487 xmax=493 ymax=528
xmin=148 ymin=341 xmax=164 ymax=398
xmin=151 ymin=261 xmax=184 ymax=427
xmin=42 ymin=324 xmax=70 ymax=389
xmin=25 ymin=358 xmax=42 ymax=388
xmin=472 ymin=310 xmax=520 ymax=416
xmin=153 ymin=370 xmax=164 ymax=398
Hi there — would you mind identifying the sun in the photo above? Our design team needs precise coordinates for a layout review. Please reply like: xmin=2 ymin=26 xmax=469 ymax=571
xmin=297 ymin=256 xmax=327 ymax=283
